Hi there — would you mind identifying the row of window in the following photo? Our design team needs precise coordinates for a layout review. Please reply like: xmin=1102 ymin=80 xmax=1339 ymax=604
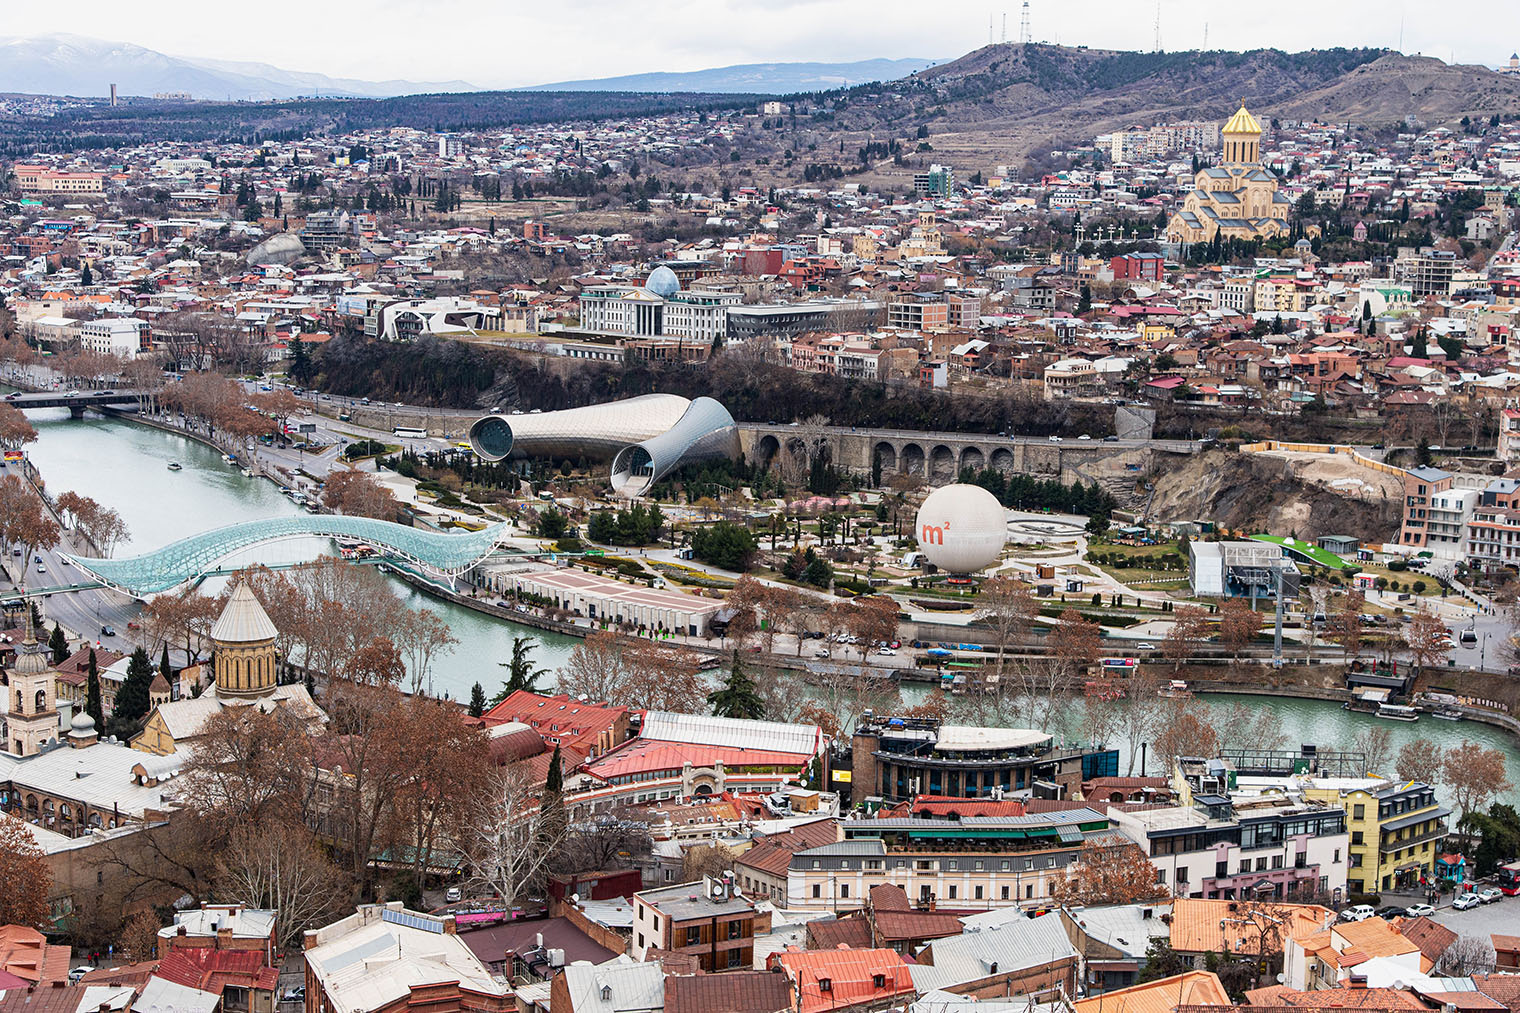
xmin=809 ymin=855 xmax=1066 ymax=872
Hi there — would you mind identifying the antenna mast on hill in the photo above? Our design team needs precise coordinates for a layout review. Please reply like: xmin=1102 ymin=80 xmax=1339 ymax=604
xmin=1001 ymin=12 xmax=1008 ymax=43
xmin=1203 ymin=22 xmax=1208 ymax=49
xmin=1019 ymin=2 xmax=1031 ymax=44
xmin=1153 ymin=0 xmax=1162 ymax=52
xmin=989 ymin=13 xmax=995 ymax=45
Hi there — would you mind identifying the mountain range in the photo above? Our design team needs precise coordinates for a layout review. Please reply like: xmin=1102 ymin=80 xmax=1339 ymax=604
xmin=524 ymin=57 xmax=939 ymax=93
xmin=0 ymin=34 xmax=479 ymax=100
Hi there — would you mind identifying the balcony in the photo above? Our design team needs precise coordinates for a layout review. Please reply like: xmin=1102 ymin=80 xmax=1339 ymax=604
xmin=1379 ymin=824 xmax=1447 ymax=853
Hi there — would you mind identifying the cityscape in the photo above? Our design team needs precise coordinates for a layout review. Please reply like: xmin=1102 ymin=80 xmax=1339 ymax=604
xmin=4 ymin=9 xmax=1520 ymax=1013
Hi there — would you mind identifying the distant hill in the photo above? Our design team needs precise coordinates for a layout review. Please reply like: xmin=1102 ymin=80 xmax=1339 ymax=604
xmin=0 ymin=34 xmax=478 ymax=100
xmin=526 ymin=57 xmax=938 ymax=94
xmin=813 ymin=45 xmax=1520 ymax=170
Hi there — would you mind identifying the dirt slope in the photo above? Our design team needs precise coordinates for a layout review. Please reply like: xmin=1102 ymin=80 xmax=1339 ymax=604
xmin=1145 ymin=450 xmax=1401 ymax=542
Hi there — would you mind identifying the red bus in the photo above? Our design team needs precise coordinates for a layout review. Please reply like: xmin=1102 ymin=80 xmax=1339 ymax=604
xmin=1498 ymin=861 xmax=1520 ymax=896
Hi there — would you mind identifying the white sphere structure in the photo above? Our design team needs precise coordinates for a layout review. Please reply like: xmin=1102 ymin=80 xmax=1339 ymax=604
xmin=914 ymin=484 xmax=1008 ymax=574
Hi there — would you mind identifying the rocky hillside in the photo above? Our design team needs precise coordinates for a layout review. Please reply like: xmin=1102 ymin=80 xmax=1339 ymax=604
xmin=814 ymin=45 xmax=1520 ymax=171
xmin=1145 ymin=450 xmax=1401 ymax=543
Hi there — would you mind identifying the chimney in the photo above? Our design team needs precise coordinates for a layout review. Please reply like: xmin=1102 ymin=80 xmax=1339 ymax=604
xmin=442 ymin=914 xmax=457 ymax=936
xmin=303 ymin=930 xmax=319 ymax=952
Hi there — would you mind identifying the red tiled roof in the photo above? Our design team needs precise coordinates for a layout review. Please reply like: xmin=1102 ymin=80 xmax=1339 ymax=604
xmin=155 ymin=948 xmax=279 ymax=995
xmin=666 ymin=971 xmax=792 ymax=1013
xmin=583 ymin=738 xmax=811 ymax=783
xmin=806 ymin=917 xmax=872 ymax=951
xmin=481 ymin=690 xmax=628 ymax=755
xmin=906 ymin=795 xmax=1027 ymax=818
xmin=769 ymin=948 xmax=915 ymax=1013
xmin=0 ymin=924 xmax=71 ymax=986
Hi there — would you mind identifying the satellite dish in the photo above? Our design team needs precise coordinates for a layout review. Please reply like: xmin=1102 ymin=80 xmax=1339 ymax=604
xmin=1276 ymin=974 xmax=1285 ymax=984
xmin=712 ymin=883 xmax=726 ymax=898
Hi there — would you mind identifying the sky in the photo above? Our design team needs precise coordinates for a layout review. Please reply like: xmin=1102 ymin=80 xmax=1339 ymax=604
xmin=6 ymin=0 xmax=1520 ymax=89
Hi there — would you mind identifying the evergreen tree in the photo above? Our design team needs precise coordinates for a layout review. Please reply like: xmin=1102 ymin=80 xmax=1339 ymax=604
xmin=84 ymin=649 xmax=104 ymax=732
xmin=540 ymin=744 xmax=568 ymax=844
xmin=48 ymin=623 xmax=68 ymax=665
xmin=159 ymin=643 xmax=172 ymax=685
xmin=80 ymin=262 xmax=93 ymax=286
xmin=111 ymin=647 xmax=155 ymax=728
xmin=707 ymin=653 xmax=765 ymax=719
xmin=468 ymin=682 xmax=487 ymax=718
xmin=288 ymin=335 xmax=312 ymax=384
xmin=493 ymin=637 xmax=549 ymax=704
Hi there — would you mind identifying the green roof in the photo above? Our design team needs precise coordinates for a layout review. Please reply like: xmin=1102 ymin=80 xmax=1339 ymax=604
xmin=1250 ymin=534 xmax=1352 ymax=570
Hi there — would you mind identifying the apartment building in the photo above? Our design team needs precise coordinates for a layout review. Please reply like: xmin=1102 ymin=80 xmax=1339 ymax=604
xmin=1110 ymin=793 xmax=1348 ymax=902
xmin=784 ymin=808 xmax=1113 ymax=911
xmin=887 ymin=293 xmax=950 ymax=332
xmin=630 ymin=877 xmax=769 ymax=971
xmin=1398 ymin=466 xmax=1453 ymax=549
xmin=1468 ymin=478 xmax=1520 ymax=567
xmin=1424 ymin=486 xmax=1478 ymax=560
xmin=1301 ymin=780 xmax=1447 ymax=894
xmin=79 ymin=317 xmax=147 ymax=358
xmin=1398 ymin=248 xmax=1457 ymax=299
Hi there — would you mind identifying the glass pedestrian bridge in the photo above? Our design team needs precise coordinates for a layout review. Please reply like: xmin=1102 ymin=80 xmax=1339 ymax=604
xmin=64 ymin=516 xmax=512 ymax=597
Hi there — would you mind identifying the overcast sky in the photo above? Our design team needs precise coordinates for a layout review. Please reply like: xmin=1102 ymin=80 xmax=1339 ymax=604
xmin=8 ymin=0 xmax=1520 ymax=89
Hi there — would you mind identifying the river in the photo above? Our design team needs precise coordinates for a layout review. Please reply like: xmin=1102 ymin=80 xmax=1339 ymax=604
xmin=19 ymin=410 xmax=1520 ymax=792
xmin=21 ymin=408 xmax=580 ymax=701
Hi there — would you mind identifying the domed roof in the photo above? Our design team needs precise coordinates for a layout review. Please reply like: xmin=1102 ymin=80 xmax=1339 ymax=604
xmin=643 ymin=265 xmax=681 ymax=298
xmin=70 ymin=710 xmax=97 ymax=734
xmin=1222 ymin=101 xmax=1262 ymax=137
xmin=211 ymin=583 xmax=279 ymax=645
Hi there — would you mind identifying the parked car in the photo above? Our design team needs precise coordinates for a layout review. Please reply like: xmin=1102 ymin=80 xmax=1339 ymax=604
xmin=1339 ymin=904 xmax=1376 ymax=922
xmin=1452 ymin=894 xmax=1480 ymax=911
xmin=100 ymin=625 xmax=115 ymax=637
xmin=1479 ymin=887 xmax=1503 ymax=904
xmin=282 ymin=987 xmax=305 ymax=1003
xmin=69 ymin=967 xmax=94 ymax=984
xmin=1403 ymin=903 xmax=1435 ymax=918
xmin=445 ymin=886 xmax=462 ymax=903
xmin=1136 ymin=642 xmax=1157 ymax=651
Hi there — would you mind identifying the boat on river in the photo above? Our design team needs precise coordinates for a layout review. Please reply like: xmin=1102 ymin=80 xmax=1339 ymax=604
xmin=166 ymin=462 xmax=182 ymax=471
xmin=1431 ymin=707 xmax=1463 ymax=721
xmin=1158 ymin=679 xmax=1192 ymax=699
xmin=1376 ymin=703 xmax=1419 ymax=722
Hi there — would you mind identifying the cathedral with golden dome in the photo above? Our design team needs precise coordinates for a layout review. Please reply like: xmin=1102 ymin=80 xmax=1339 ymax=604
xmin=1166 ymin=101 xmax=1290 ymax=245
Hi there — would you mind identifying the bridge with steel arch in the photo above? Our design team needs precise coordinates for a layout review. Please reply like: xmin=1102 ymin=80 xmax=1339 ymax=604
xmin=63 ymin=516 xmax=513 ymax=598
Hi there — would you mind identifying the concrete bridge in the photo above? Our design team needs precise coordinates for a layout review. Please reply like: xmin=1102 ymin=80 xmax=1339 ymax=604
xmin=7 ymin=389 xmax=145 ymax=418
xmin=736 ymin=424 xmax=1199 ymax=488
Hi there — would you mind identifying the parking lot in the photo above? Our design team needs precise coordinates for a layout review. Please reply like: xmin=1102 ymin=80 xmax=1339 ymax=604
xmin=1428 ymin=892 xmax=1517 ymax=937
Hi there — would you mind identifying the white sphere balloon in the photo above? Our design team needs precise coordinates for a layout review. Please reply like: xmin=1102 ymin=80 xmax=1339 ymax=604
xmin=914 ymin=484 xmax=1008 ymax=574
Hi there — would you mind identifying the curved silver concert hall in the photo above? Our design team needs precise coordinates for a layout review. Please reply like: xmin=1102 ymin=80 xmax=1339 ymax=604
xmin=468 ymin=394 xmax=739 ymax=497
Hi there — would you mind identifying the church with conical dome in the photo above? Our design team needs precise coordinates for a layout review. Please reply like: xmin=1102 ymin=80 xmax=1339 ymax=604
xmin=132 ymin=583 xmax=325 ymax=756
xmin=1166 ymin=101 xmax=1291 ymax=246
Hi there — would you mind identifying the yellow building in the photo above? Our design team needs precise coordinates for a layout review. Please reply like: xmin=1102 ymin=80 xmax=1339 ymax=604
xmin=1302 ymin=780 xmax=1448 ymax=895
xmin=1167 ymin=102 xmax=1290 ymax=245
xmin=132 ymin=583 xmax=325 ymax=756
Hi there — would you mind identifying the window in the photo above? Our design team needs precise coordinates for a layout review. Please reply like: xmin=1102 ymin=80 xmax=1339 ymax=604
xmin=1046 ymin=857 xmax=1056 ymax=869
xmin=727 ymin=948 xmax=744 ymax=969
xmin=1334 ymin=848 xmax=1341 ymax=863
xmin=819 ymin=979 xmax=833 ymax=994
xmin=975 ymin=886 xmax=984 ymax=900
xmin=1023 ymin=859 xmax=1034 ymax=870
xmin=1239 ymin=860 xmax=1251 ymax=874
xmin=1352 ymin=804 xmax=1365 ymax=820
xmin=728 ymin=921 xmax=742 ymax=940
xmin=1001 ymin=886 xmax=1010 ymax=900
xmin=686 ymin=926 xmax=701 ymax=945
xmin=811 ymin=860 xmax=821 ymax=869
xmin=812 ymin=884 xmax=822 ymax=898
xmin=872 ymin=975 xmax=886 ymax=989
xmin=1257 ymin=857 xmax=1268 ymax=872
xmin=974 ymin=860 xmax=985 ymax=871
xmin=949 ymin=885 xmax=958 ymax=899
xmin=1000 ymin=860 xmax=1010 ymax=871
xmin=1176 ymin=867 xmax=1188 ymax=884
xmin=947 ymin=860 xmax=959 ymax=871
xmin=638 ymin=933 xmax=644 ymax=949
xmin=840 ymin=884 xmax=850 ymax=899
xmin=1026 ymin=885 xmax=1034 ymax=899
xmin=1157 ymin=868 xmax=1167 ymax=883
xmin=1352 ymin=832 xmax=1364 ymax=846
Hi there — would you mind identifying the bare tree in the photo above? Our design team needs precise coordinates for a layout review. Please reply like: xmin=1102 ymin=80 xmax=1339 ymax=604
xmin=1395 ymin=738 xmax=1446 ymax=784
xmin=1351 ymin=726 xmax=1394 ymax=777
xmin=1436 ymin=936 xmax=1495 ymax=976
xmin=218 ymin=821 xmax=351 ymax=948
xmin=463 ymin=766 xmax=563 ymax=904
